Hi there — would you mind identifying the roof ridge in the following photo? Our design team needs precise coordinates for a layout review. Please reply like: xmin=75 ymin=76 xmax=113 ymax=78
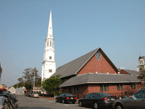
xmin=57 ymin=48 xmax=99 ymax=69
xmin=75 ymin=48 xmax=100 ymax=75
xmin=53 ymin=48 xmax=100 ymax=78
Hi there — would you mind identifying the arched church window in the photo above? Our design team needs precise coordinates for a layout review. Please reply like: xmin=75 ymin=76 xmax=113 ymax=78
xmin=47 ymin=42 xmax=49 ymax=46
xmin=50 ymin=42 xmax=51 ymax=46
xmin=49 ymin=56 xmax=52 ymax=60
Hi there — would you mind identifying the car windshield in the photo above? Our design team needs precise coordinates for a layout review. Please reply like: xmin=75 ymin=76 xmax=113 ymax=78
xmin=65 ymin=93 xmax=73 ymax=96
xmin=99 ymin=93 xmax=111 ymax=97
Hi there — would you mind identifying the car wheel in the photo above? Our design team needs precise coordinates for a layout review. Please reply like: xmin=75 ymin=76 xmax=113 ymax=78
xmin=94 ymin=103 xmax=98 ymax=109
xmin=115 ymin=104 xmax=123 ymax=109
xmin=79 ymin=101 xmax=83 ymax=107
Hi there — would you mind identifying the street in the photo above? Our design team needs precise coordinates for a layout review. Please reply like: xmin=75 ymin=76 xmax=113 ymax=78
xmin=17 ymin=95 xmax=91 ymax=109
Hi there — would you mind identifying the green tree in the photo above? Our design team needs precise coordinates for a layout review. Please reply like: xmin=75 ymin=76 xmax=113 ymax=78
xmin=16 ymin=67 xmax=41 ymax=91
xmin=42 ymin=75 xmax=62 ymax=95
xmin=13 ymin=84 xmax=18 ymax=88
xmin=25 ymin=80 xmax=33 ymax=91
xmin=17 ymin=77 xmax=25 ymax=88
xmin=35 ymin=77 xmax=41 ymax=87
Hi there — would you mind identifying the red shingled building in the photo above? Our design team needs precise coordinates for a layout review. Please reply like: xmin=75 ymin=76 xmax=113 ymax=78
xmin=53 ymin=48 xmax=143 ymax=98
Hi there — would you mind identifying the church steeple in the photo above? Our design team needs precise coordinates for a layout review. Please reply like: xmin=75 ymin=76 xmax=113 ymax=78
xmin=47 ymin=10 xmax=53 ymax=38
xmin=41 ymin=10 xmax=56 ymax=81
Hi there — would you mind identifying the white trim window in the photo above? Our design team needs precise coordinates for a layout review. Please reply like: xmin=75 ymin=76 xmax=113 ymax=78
xmin=117 ymin=84 xmax=123 ymax=90
xmin=73 ymin=87 xmax=79 ymax=93
xmin=131 ymin=84 xmax=136 ymax=89
xmin=100 ymin=85 xmax=108 ymax=91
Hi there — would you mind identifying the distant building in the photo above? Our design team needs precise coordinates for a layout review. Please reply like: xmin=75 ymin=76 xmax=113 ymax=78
xmin=53 ymin=48 xmax=143 ymax=98
xmin=137 ymin=56 xmax=145 ymax=72
xmin=8 ymin=86 xmax=16 ymax=94
xmin=16 ymin=86 xmax=26 ymax=95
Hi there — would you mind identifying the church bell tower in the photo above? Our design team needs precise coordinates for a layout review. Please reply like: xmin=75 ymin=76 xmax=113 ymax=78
xmin=41 ymin=10 xmax=56 ymax=81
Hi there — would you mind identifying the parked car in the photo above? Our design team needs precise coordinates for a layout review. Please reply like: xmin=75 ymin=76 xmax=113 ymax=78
xmin=2 ymin=91 xmax=18 ymax=103
xmin=0 ymin=90 xmax=18 ymax=109
xmin=78 ymin=92 xmax=116 ymax=109
xmin=28 ymin=93 xmax=32 ymax=97
xmin=113 ymin=89 xmax=145 ymax=109
xmin=0 ymin=96 xmax=14 ymax=109
xmin=55 ymin=93 xmax=77 ymax=104
xmin=31 ymin=93 xmax=39 ymax=98
xmin=25 ymin=92 xmax=29 ymax=97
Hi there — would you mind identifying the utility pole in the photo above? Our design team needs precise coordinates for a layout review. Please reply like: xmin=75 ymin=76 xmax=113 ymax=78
xmin=33 ymin=71 xmax=35 ymax=92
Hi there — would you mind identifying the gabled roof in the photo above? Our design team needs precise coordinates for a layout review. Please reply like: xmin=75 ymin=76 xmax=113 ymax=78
xmin=59 ymin=70 xmax=140 ymax=87
xmin=53 ymin=48 xmax=118 ymax=79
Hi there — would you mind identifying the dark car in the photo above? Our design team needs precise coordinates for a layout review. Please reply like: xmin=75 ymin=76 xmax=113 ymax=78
xmin=28 ymin=93 xmax=32 ymax=97
xmin=0 ymin=96 xmax=14 ymax=109
xmin=55 ymin=93 xmax=77 ymax=104
xmin=0 ymin=90 xmax=18 ymax=109
xmin=25 ymin=92 xmax=29 ymax=97
xmin=78 ymin=92 xmax=116 ymax=109
xmin=113 ymin=89 xmax=145 ymax=109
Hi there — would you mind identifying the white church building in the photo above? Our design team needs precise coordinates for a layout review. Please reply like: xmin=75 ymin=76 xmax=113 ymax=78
xmin=41 ymin=10 xmax=56 ymax=81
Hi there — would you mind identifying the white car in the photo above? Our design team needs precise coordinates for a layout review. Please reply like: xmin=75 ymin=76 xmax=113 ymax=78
xmin=31 ymin=93 xmax=39 ymax=98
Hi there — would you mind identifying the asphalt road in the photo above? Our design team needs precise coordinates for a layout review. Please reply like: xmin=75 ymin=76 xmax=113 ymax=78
xmin=17 ymin=95 xmax=91 ymax=109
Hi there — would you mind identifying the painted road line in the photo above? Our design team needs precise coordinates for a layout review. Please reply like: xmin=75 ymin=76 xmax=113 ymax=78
xmin=64 ymin=104 xmax=69 ymax=106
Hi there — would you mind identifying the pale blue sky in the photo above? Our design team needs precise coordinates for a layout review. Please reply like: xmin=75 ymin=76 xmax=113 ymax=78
xmin=0 ymin=0 xmax=145 ymax=87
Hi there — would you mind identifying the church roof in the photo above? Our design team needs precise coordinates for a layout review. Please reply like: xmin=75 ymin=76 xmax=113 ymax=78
xmin=59 ymin=70 xmax=140 ymax=87
xmin=53 ymin=48 xmax=118 ymax=79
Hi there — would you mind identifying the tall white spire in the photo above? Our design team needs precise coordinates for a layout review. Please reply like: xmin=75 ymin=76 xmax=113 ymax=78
xmin=47 ymin=10 xmax=53 ymax=38
xmin=41 ymin=10 xmax=56 ymax=81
